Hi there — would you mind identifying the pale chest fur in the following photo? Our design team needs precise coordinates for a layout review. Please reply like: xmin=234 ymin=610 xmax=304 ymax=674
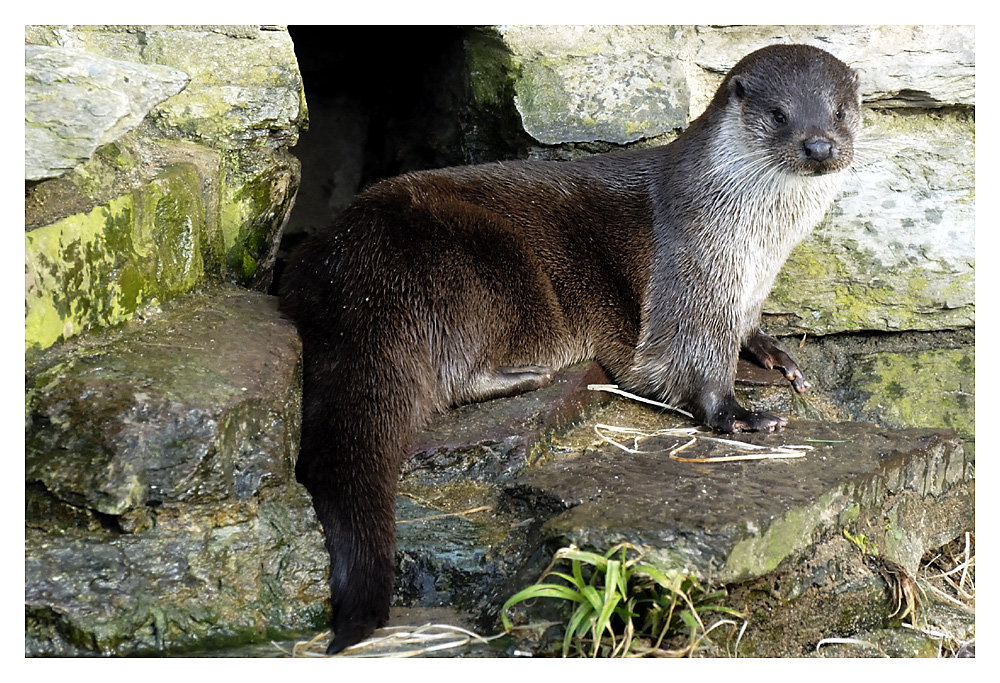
xmin=725 ymin=172 xmax=844 ymax=334
xmin=673 ymin=118 xmax=844 ymax=331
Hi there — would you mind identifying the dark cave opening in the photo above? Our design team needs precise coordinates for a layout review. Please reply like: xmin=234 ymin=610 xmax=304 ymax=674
xmin=272 ymin=25 xmax=532 ymax=294
xmin=272 ymin=26 xmax=472 ymax=291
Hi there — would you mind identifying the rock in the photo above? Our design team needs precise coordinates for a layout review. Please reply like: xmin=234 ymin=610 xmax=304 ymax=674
xmin=25 ymin=152 xmax=217 ymax=356
xmin=396 ymin=363 xmax=612 ymax=615
xmin=765 ymin=109 xmax=975 ymax=335
xmin=391 ymin=386 xmax=972 ymax=657
xmin=766 ymin=329 xmax=976 ymax=454
xmin=841 ymin=26 xmax=976 ymax=108
xmin=26 ymin=286 xmax=302 ymax=514
xmin=24 ymin=44 xmax=190 ymax=181
xmin=683 ymin=25 xmax=975 ymax=110
xmin=499 ymin=26 xmax=691 ymax=145
xmin=25 ymin=492 xmax=326 ymax=656
xmin=493 ymin=25 xmax=974 ymax=149
xmin=24 ymin=25 xmax=306 ymax=150
xmin=24 ymin=26 xmax=306 ymax=354
xmin=24 ymin=137 xmax=301 ymax=358
xmin=848 ymin=347 xmax=974 ymax=441
xmin=511 ymin=420 xmax=969 ymax=580
xmin=25 ymin=286 xmax=329 ymax=655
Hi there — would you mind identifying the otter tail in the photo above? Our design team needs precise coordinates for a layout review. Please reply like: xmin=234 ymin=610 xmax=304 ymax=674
xmin=294 ymin=334 xmax=430 ymax=654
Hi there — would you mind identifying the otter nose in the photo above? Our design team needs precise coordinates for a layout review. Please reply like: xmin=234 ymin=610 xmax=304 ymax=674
xmin=803 ymin=137 xmax=834 ymax=162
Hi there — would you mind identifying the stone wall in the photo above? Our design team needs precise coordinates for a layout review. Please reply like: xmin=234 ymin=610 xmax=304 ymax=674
xmin=25 ymin=25 xmax=306 ymax=357
xmin=24 ymin=25 xmax=323 ymax=656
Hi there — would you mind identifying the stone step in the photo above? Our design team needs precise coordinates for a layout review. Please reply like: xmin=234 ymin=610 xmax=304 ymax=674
xmin=25 ymin=286 xmax=328 ymax=656
xmin=25 ymin=289 xmax=974 ymax=657
xmin=391 ymin=370 xmax=973 ymax=657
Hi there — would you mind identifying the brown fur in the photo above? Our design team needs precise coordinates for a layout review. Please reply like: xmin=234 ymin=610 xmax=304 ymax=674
xmin=279 ymin=43 xmax=861 ymax=653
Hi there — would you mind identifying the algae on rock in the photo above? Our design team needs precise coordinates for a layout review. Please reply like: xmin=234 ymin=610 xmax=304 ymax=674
xmin=25 ymin=25 xmax=306 ymax=354
xmin=851 ymin=348 xmax=975 ymax=440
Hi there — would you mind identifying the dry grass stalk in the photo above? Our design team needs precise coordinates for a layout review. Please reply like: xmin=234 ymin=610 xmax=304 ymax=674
xmin=395 ymin=505 xmax=491 ymax=524
xmin=587 ymin=384 xmax=695 ymax=417
xmin=285 ymin=623 xmax=503 ymax=658
xmin=593 ymin=423 xmax=811 ymax=462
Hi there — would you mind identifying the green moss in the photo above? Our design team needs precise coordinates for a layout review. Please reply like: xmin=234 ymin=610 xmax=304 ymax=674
xmin=725 ymin=490 xmax=844 ymax=579
xmin=838 ymin=502 xmax=862 ymax=526
xmin=466 ymin=29 xmax=520 ymax=110
xmin=463 ymin=28 xmax=533 ymax=161
xmin=25 ymin=194 xmax=134 ymax=353
xmin=220 ymin=161 xmax=297 ymax=287
xmin=772 ymin=240 xmax=843 ymax=296
xmin=624 ymin=119 xmax=654 ymax=135
xmin=769 ymin=227 xmax=974 ymax=334
xmin=25 ymin=163 xmax=209 ymax=355
xmin=867 ymin=107 xmax=975 ymax=137
xmin=513 ymin=58 xmax=576 ymax=131
xmin=134 ymin=164 xmax=206 ymax=293
xmin=831 ymin=282 xmax=896 ymax=326
xmin=156 ymin=90 xmax=237 ymax=142
xmin=942 ymin=271 xmax=975 ymax=304
xmin=95 ymin=140 xmax=139 ymax=172
xmin=853 ymin=348 xmax=975 ymax=438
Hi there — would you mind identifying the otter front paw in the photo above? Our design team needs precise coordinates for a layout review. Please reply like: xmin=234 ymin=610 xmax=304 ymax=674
xmin=730 ymin=410 xmax=788 ymax=433
xmin=742 ymin=332 xmax=809 ymax=393
xmin=708 ymin=399 xmax=788 ymax=434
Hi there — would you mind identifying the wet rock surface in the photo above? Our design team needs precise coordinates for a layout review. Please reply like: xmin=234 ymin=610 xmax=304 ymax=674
xmin=394 ymin=364 xmax=614 ymax=625
xmin=514 ymin=420 xmax=969 ymax=579
xmin=385 ymin=358 xmax=973 ymax=657
xmin=25 ymin=24 xmax=975 ymax=658
xmin=24 ymin=297 xmax=973 ymax=657
xmin=25 ymin=286 xmax=329 ymax=656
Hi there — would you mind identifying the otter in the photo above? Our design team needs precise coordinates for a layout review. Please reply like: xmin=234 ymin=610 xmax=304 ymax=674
xmin=279 ymin=43 xmax=861 ymax=653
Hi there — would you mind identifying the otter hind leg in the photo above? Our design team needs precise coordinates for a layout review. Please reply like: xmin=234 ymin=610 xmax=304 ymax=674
xmin=742 ymin=331 xmax=809 ymax=393
xmin=462 ymin=365 xmax=555 ymax=403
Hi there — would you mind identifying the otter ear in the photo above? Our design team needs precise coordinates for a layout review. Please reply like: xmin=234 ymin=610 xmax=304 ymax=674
xmin=730 ymin=76 xmax=748 ymax=100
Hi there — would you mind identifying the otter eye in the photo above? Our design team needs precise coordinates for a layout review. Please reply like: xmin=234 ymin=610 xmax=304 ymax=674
xmin=771 ymin=109 xmax=787 ymax=125
xmin=835 ymin=108 xmax=846 ymax=122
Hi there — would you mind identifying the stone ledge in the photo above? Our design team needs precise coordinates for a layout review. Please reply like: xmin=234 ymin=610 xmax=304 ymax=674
xmin=513 ymin=420 xmax=970 ymax=582
xmin=25 ymin=286 xmax=328 ymax=655
xmin=391 ymin=379 xmax=972 ymax=656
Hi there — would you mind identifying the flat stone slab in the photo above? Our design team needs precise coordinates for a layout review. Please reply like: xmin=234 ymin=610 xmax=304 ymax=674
xmin=509 ymin=419 xmax=971 ymax=581
xmin=403 ymin=362 xmax=611 ymax=486
xmin=26 ymin=287 xmax=304 ymax=513
xmin=391 ymin=375 xmax=972 ymax=656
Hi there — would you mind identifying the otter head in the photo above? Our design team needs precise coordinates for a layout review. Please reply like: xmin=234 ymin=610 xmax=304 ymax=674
xmin=716 ymin=44 xmax=862 ymax=177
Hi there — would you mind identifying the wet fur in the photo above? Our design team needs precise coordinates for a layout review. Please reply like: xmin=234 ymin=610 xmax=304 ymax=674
xmin=279 ymin=44 xmax=861 ymax=653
